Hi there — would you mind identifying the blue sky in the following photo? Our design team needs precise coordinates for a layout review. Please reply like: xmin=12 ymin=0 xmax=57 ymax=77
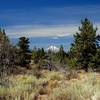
xmin=0 ymin=0 xmax=100 ymax=50
xmin=0 ymin=0 xmax=100 ymax=26
xmin=0 ymin=0 xmax=100 ymax=9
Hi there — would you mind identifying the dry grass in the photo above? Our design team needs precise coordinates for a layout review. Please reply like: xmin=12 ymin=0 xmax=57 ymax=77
xmin=0 ymin=70 xmax=100 ymax=100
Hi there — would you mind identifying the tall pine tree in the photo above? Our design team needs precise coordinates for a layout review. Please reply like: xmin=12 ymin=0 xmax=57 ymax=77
xmin=18 ymin=37 xmax=31 ymax=67
xmin=70 ymin=18 xmax=98 ymax=71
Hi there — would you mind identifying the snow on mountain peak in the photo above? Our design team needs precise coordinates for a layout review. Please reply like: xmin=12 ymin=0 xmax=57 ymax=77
xmin=46 ymin=45 xmax=60 ymax=53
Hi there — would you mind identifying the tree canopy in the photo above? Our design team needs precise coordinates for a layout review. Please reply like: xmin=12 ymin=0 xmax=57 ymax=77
xmin=17 ymin=37 xmax=31 ymax=67
xmin=70 ymin=18 xmax=98 ymax=71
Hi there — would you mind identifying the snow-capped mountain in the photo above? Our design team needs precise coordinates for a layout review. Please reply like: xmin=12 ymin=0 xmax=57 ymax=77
xmin=46 ymin=45 xmax=60 ymax=53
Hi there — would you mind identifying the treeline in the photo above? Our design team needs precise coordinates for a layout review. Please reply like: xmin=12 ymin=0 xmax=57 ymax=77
xmin=0 ymin=18 xmax=100 ymax=76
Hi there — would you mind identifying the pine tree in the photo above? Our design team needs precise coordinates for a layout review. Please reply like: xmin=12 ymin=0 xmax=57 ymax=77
xmin=70 ymin=18 xmax=97 ymax=71
xmin=17 ymin=37 xmax=31 ymax=67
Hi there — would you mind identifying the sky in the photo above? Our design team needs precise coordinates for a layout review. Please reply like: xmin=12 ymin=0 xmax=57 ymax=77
xmin=0 ymin=0 xmax=100 ymax=50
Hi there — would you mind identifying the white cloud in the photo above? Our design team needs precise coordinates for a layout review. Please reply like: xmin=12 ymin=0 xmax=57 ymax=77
xmin=95 ymin=24 xmax=100 ymax=34
xmin=5 ymin=22 xmax=100 ymax=38
xmin=6 ymin=24 xmax=78 ymax=38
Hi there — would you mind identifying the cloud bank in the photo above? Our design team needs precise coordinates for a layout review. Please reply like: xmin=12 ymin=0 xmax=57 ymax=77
xmin=6 ymin=23 xmax=100 ymax=38
xmin=6 ymin=24 xmax=78 ymax=38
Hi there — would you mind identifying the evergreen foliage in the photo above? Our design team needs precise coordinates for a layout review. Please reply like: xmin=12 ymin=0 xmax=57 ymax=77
xmin=69 ymin=18 xmax=98 ymax=71
xmin=17 ymin=37 xmax=31 ymax=67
